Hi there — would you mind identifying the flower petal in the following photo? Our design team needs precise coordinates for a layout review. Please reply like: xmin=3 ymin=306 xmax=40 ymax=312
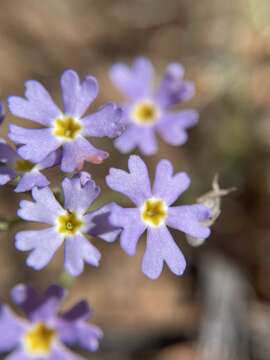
xmin=60 ymin=69 xmax=98 ymax=118
xmin=32 ymin=285 xmax=66 ymax=321
xmin=15 ymin=170 xmax=49 ymax=193
xmin=0 ymin=101 xmax=4 ymax=125
xmin=9 ymin=125 xmax=60 ymax=163
xmin=62 ymin=172 xmax=100 ymax=213
xmin=57 ymin=317 xmax=102 ymax=352
xmin=113 ymin=125 xmax=139 ymax=154
xmin=61 ymin=300 xmax=90 ymax=322
xmin=15 ymin=228 xmax=63 ymax=270
xmin=11 ymin=284 xmax=66 ymax=322
xmin=106 ymin=155 xmax=151 ymax=206
xmin=18 ymin=187 xmax=63 ymax=224
xmin=157 ymin=110 xmax=198 ymax=146
xmin=8 ymin=80 xmax=61 ymax=126
xmin=82 ymin=102 xmax=124 ymax=138
xmin=38 ymin=149 xmax=62 ymax=170
xmin=5 ymin=350 xmax=30 ymax=360
xmin=57 ymin=301 xmax=103 ymax=352
xmin=110 ymin=205 xmax=146 ymax=256
xmin=110 ymin=57 xmax=153 ymax=99
xmin=61 ymin=136 xmax=108 ymax=172
xmin=142 ymin=226 xmax=186 ymax=280
xmin=0 ymin=142 xmax=17 ymax=163
xmin=155 ymin=63 xmax=195 ymax=108
xmin=47 ymin=345 xmax=85 ymax=360
xmin=64 ymin=234 xmax=101 ymax=276
xmin=0 ymin=166 xmax=16 ymax=185
xmin=72 ymin=323 xmax=103 ymax=351
xmin=152 ymin=159 xmax=190 ymax=206
xmin=114 ymin=125 xmax=157 ymax=155
xmin=11 ymin=284 xmax=39 ymax=317
xmin=167 ymin=205 xmax=211 ymax=239
xmin=0 ymin=305 xmax=26 ymax=352
xmin=137 ymin=127 xmax=157 ymax=155
xmin=84 ymin=203 xmax=121 ymax=243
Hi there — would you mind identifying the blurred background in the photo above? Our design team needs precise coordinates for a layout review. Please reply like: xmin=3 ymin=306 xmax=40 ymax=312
xmin=0 ymin=0 xmax=270 ymax=359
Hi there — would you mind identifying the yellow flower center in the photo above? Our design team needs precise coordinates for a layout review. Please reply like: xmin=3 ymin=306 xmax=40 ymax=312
xmin=24 ymin=323 xmax=56 ymax=357
xmin=56 ymin=211 xmax=83 ymax=236
xmin=53 ymin=116 xmax=82 ymax=140
xmin=131 ymin=101 xmax=160 ymax=125
xmin=15 ymin=159 xmax=36 ymax=173
xmin=141 ymin=198 xmax=167 ymax=227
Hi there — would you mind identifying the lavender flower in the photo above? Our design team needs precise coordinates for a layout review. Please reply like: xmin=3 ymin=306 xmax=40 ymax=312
xmin=0 ymin=141 xmax=59 ymax=192
xmin=106 ymin=155 xmax=211 ymax=279
xmin=0 ymin=101 xmax=4 ymax=125
xmin=8 ymin=69 xmax=124 ymax=172
xmin=110 ymin=57 xmax=198 ymax=155
xmin=16 ymin=172 xmax=119 ymax=276
xmin=0 ymin=283 xmax=102 ymax=359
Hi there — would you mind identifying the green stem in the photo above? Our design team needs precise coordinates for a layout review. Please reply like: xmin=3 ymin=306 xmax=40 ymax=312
xmin=58 ymin=270 xmax=76 ymax=289
xmin=0 ymin=217 xmax=22 ymax=231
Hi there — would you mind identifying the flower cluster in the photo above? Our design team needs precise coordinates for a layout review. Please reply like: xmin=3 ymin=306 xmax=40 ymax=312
xmin=0 ymin=59 xmax=216 ymax=358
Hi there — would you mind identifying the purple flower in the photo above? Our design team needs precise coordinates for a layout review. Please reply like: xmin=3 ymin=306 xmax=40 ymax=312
xmin=0 ymin=101 xmax=4 ymax=125
xmin=0 ymin=283 xmax=102 ymax=359
xmin=8 ymin=69 xmax=124 ymax=172
xmin=0 ymin=141 xmax=59 ymax=192
xmin=110 ymin=57 xmax=198 ymax=155
xmin=106 ymin=155 xmax=211 ymax=279
xmin=16 ymin=172 xmax=119 ymax=276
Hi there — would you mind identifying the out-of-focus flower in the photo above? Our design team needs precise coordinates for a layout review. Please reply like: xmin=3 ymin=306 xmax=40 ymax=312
xmin=8 ymin=69 xmax=124 ymax=172
xmin=16 ymin=172 xmax=119 ymax=276
xmin=110 ymin=57 xmax=198 ymax=155
xmin=0 ymin=283 xmax=102 ymax=359
xmin=0 ymin=141 xmax=60 ymax=192
xmin=186 ymin=175 xmax=236 ymax=247
xmin=106 ymin=155 xmax=211 ymax=279
xmin=0 ymin=101 xmax=4 ymax=125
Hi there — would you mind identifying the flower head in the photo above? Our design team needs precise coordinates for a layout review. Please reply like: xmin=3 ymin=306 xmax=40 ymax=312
xmin=110 ymin=57 xmax=198 ymax=155
xmin=0 ymin=141 xmax=60 ymax=192
xmin=106 ymin=155 xmax=211 ymax=279
xmin=16 ymin=172 xmax=120 ymax=276
xmin=8 ymin=69 xmax=124 ymax=172
xmin=0 ymin=283 xmax=102 ymax=359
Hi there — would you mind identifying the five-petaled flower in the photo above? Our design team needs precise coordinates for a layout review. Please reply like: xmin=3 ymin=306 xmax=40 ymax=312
xmin=110 ymin=57 xmax=198 ymax=155
xmin=16 ymin=172 xmax=119 ymax=276
xmin=0 ymin=283 xmax=102 ymax=359
xmin=8 ymin=69 xmax=124 ymax=172
xmin=106 ymin=155 xmax=211 ymax=279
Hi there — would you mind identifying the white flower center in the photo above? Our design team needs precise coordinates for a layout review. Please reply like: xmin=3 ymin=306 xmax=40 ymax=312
xmin=52 ymin=116 xmax=82 ymax=141
xmin=140 ymin=198 xmax=168 ymax=227
xmin=131 ymin=100 xmax=160 ymax=126
xmin=56 ymin=211 xmax=84 ymax=236
xmin=24 ymin=323 xmax=56 ymax=357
